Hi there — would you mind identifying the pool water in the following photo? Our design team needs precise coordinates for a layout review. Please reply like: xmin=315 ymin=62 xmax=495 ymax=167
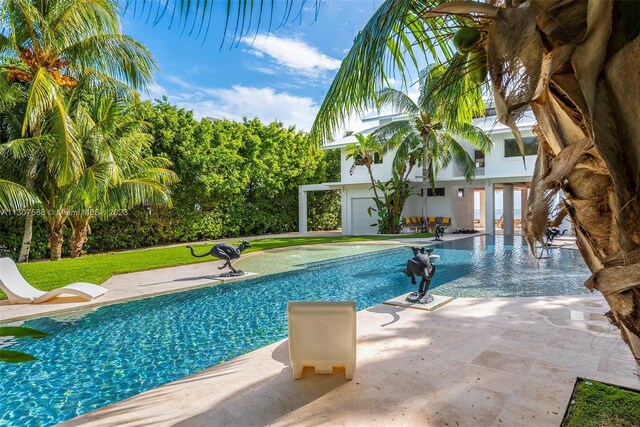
xmin=0 ymin=236 xmax=590 ymax=426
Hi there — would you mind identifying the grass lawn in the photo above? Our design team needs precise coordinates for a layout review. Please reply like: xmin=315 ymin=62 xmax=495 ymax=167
xmin=562 ymin=379 xmax=640 ymax=427
xmin=3 ymin=233 xmax=433 ymax=300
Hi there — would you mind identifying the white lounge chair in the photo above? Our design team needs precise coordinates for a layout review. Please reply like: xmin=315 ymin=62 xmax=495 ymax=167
xmin=0 ymin=257 xmax=108 ymax=304
xmin=287 ymin=301 xmax=356 ymax=380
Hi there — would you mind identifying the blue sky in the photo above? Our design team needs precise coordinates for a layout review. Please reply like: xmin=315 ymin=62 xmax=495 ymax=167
xmin=120 ymin=1 xmax=384 ymax=130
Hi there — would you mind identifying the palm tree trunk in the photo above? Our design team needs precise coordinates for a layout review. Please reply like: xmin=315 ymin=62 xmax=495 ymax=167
xmin=17 ymin=159 xmax=37 ymax=263
xmin=69 ymin=215 xmax=91 ymax=258
xmin=421 ymin=137 xmax=429 ymax=222
xmin=48 ymin=215 xmax=65 ymax=261
xmin=366 ymin=165 xmax=381 ymax=201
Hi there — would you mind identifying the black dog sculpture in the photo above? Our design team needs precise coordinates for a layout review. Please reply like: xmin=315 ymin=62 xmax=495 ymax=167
xmin=434 ymin=224 xmax=445 ymax=241
xmin=545 ymin=227 xmax=567 ymax=244
xmin=404 ymin=246 xmax=437 ymax=304
xmin=186 ymin=241 xmax=251 ymax=276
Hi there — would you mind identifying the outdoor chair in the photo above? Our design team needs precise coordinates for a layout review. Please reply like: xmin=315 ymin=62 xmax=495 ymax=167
xmin=287 ymin=301 xmax=356 ymax=380
xmin=0 ymin=257 xmax=108 ymax=304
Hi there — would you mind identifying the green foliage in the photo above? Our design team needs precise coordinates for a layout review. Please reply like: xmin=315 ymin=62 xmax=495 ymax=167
xmin=0 ymin=326 xmax=49 ymax=363
xmin=369 ymin=174 xmax=414 ymax=234
xmin=562 ymin=380 xmax=640 ymax=427
xmin=140 ymin=99 xmax=341 ymax=240
xmin=0 ymin=98 xmax=341 ymax=257
xmin=0 ymin=215 xmax=52 ymax=259
xmin=0 ymin=326 xmax=49 ymax=339
xmin=0 ymin=350 xmax=36 ymax=363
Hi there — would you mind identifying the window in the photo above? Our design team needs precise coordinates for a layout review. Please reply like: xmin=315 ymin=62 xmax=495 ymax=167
xmin=474 ymin=150 xmax=485 ymax=168
xmin=457 ymin=188 xmax=465 ymax=198
xmin=423 ymin=187 xmax=445 ymax=197
xmin=354 ymin=153 xmax=383 ymax=165
xmin=504 ymin=136 xmax=538 ymax=157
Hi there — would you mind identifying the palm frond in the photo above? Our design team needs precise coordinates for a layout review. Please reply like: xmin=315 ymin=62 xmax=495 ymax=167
xmin=429 ymin=54 xmax=487 ymax=124
xmin=439 ymin=132 xmax=476 ymax=182
xmin=377 ymin=88 xmax=420 ymax=116
xmin=109 ymin=179 xmax=173 ymax=208
xmin=61 ymin=34 xmax=157 ymax=90
xmin=48 ymin=0 xmax=119 ymax=48
xmin=43 ymin=98 xmax=84 ymax=186
xmin=0 ymin=179 xmax=39 ymax=211
xmin=0 ymin=136 xmax=45 ymax=159
xmin=372 ymin=119 xmax=413 ymax=146
xmin=22 ymin=68 xmax=60 ymax=136
xmin=126 ymin=1 xmax=322 ymax=48
xmin=309 ymin=0 xmax=456 ymax=146
xmin=449 ymin=121 xmax=493 ymax=152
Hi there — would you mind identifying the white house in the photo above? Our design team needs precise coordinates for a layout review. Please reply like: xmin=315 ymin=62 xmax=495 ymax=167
xmin=298 ymin=105 xmax=566 ymax=236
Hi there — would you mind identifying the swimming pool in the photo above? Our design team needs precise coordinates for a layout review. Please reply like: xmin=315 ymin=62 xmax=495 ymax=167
xmin=0 ymin=236 xmax=590 ymax=426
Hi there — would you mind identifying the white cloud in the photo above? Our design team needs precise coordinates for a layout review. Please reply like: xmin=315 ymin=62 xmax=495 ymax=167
xmin=166 ymin=83 xmax=318 ymax=130
xmin=143 ymin=82 xmax=168 ymax=100
xmin=241 ymin=34 xmax=341 ymax=78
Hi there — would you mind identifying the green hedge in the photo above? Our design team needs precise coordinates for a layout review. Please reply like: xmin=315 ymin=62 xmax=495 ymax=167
xmin=0 ymin=99 xmax=341 ymax=259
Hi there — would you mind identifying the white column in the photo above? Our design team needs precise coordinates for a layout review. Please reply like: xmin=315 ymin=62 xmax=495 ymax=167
xmin=503 ymin=184 xmax=514 ymax=235
xmin=520 ymin=188 xmax=528 ymax=223
xmin=479 ymin=190 xmax=486 ymax=228
xmin=341 ymin=187 xmax=349 ymax=236
xmin=298 ymin=188 xmax=307 ymax=234
xmin=484 ymin=181 xmax=495 ymax=235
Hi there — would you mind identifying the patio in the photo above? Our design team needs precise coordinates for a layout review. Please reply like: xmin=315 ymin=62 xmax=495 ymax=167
xmin=60 ymin=293 xmax=639 ymax=427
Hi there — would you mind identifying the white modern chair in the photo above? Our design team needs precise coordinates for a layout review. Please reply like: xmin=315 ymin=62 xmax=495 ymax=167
xmin=287 ymin=301 xmax=356 ymax=380
xmin=0 ymin=257 xmax=108 ymax=304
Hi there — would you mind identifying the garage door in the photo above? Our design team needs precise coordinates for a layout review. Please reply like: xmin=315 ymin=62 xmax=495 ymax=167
xmin=351 ymin=198 xmax=378 ymax=235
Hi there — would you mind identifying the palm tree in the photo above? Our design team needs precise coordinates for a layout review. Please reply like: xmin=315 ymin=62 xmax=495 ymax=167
xmin=372 ymin=70 xmax=492 ymax=219
xmin=344 ymin=133 xmax=384 ymax=201
xmin=0 ymin=0 xmax=157 ymax=262
xmin=67 ymin=91 xmax=178 ymax=258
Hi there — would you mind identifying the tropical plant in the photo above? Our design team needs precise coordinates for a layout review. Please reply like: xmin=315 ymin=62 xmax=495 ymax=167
xmin=316 ymin=0 xmax=640 ymax=367
xmin=0 ymin=0 xmax=156 ymax=262
xmin=369 ymin=172 xmax=415 ymax=234
xmin=66 ymin=91 xmax=178 ymax=258
xmin=345 ymin=133 xmax=415 ymax=234
xmin=372 ymin=69 xmax=492 ymax=218
xmin=344 ymin=133 xmax=384 ymax=201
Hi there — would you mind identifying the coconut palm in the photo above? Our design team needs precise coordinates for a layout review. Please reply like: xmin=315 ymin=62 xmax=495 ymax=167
xmin=67 ymin=91 xmax=178 ymax=258
xmin=372 ymin=69 xmax=492 ymax=219
xmin=0 ymin=0 xmax=157 ymax=262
